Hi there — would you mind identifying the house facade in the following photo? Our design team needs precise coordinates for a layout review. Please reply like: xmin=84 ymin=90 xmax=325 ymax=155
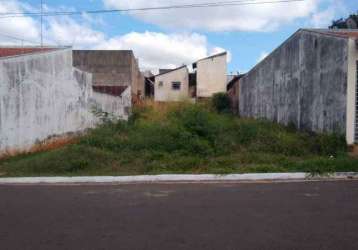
xmin=154 ymin=66 xmax=189 ymax=102
xmin=149 ymin=52 xmax=228 ymax=102
xmin=194 ymin=52 xmax=227 ymax=98
xmin=239 ymin=29 xmax=358 ymax=145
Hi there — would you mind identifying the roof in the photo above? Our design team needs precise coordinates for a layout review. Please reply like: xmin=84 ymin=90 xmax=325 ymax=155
xmin=302 ymin=29 xmax=358 ymax=39
xmin=227 ymin=74 xmax=245 ymax=91
xmin=159 ymin=69 xmax=173 ymax=75
xmin=195 ymin=51 xmax=227 ymax=63
xmin=153 ymin=65 xmax=187 ymax=77
xmin=0 ymin=47 xmax=63 ymax=58
xmin=73 ymin=49 xmax=134 ymax=55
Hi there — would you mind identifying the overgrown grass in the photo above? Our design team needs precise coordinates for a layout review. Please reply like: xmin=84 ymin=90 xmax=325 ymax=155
xmin=0 ymin=101 xmax=357 ymax=177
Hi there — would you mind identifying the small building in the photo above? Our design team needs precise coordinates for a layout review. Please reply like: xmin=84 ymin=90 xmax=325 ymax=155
xmin=73 ymin=50 xmax=144 ymax=99
xmin=148 ymin=52 xmax=228 ymax=102
xmin=193 ymin=52 xmax=227 ymax=98
xmin=154 ymin=66 xmax=189 ymax=102
xmin=346 ymin=17 xmax=358 ymax=29
xmin=239 ymin=29 xmax=358 ymax=145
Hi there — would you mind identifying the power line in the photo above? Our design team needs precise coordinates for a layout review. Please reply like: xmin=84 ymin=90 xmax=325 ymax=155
xmin=0 ymin=32 xmax=39 ymax=45
xmin=40 ymin=0 xmax=43 ymax=47
xmin=0 ymin=0 xmax=304 ymax=19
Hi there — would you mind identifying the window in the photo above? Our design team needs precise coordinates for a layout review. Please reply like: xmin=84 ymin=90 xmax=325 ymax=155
xmin=158 ymin=81 xmax=163 ymax=87
xmin=172 ymin=82 xmax=181 ymax=90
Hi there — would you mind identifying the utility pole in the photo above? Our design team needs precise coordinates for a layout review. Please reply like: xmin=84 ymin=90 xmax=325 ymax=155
xmin=40 ymin=0 xmax=43 ymax=47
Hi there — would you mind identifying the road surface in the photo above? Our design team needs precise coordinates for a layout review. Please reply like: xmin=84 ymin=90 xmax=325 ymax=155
xmin=0 ymin=180 xmax=358 ymax=250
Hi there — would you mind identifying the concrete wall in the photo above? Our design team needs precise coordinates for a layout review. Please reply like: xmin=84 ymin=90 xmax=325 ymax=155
xmin=240 ymin=30 xmax=348 ymax=135
xmin=155 ymin=67 xmax=189 ymax=102
xmin=92 ymin=87 xmax=131 ymax=121
xmin=346 ymin=38 xmax=358 ymax=144
xmin=196 ymin=53 xmax=227 ymax=98
xmin=131 ymin=57 xmax=145 ymax=97
xmin=228 ymin=80 xmax=240 ymax=115
xmin=73 ymin=50 xmax=144 ymax=97
xmin=0 ymin=49 xmax=131 ymax=153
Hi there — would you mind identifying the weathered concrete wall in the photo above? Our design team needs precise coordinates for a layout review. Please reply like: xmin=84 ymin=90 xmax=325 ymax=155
xmin=228 ymin=80 xmax=240 ymax=115
xmin=346 ymin=38 xmax=358 ymax=144
xmin=131 ymin=57 xmax=145 ymax=97
xmin=155 ymin=67 xmax=189 ymax=102
xmin=0 ymin=49 xmax=131 ymax=153
xmin=196 ymin=53 xmax=227 ymax=98
xmin=73 ymin=50 xmax=144 ymax=98
xmin=92 ymin=86 xmax=131 ymax=121
xmin=240 ymin=30 xmax=348 ymax=134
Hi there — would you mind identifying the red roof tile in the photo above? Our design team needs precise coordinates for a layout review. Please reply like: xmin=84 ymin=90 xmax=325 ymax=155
xmin=0 ymin=47 xmax=57 ymax=58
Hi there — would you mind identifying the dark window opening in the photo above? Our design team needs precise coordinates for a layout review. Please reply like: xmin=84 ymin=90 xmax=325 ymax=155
xmin=172 ymin=82 xmax=181 ymax=90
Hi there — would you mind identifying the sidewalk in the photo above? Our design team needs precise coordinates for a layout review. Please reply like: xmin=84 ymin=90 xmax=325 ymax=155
xmin=1 ymin=172 xmax=357 ymax=184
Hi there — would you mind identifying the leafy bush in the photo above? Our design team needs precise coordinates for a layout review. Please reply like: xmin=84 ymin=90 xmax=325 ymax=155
xmin=212 ymin=92 xmax=231 ymax=113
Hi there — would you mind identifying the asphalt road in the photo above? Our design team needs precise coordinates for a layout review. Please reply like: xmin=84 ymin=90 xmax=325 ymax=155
xmin=1 ymin=180 xmax=358 ymax=250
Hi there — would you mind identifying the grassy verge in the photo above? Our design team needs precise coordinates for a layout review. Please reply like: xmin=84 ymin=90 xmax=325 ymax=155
xmin=0 ymin=101 xmax=357 ymax=177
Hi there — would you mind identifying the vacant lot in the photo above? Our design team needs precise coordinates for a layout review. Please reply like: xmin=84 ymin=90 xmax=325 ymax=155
xmin=1 ymin=101 xmax=357 ymax=177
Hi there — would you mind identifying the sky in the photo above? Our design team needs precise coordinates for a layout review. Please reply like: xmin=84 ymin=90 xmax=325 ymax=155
xmin=0 ymin=0 xmax=356 ymax=73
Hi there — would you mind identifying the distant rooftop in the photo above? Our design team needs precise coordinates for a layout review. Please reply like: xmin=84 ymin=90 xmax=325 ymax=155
xmin=0 ymin=46 xmax=63 ymax=58
xmin=159 ymin=69 xmax=173 ymax=75
xmin=153 ymin=65 xmax=187 ymax=77
xmin=196 ymin=51 xmax=227 ymax=63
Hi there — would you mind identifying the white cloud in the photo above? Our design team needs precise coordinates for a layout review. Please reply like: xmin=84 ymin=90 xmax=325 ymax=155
xmin=310 ymin=0 xmax=347 ymax=28
xmin=0 ymin=1 xmax=40 ymax=45
xmin=0 ymin=1 xmax=229 ymax=71
xmin=103 ymin=0 xmax=320 ymax=32
xmin=46 ymin=17 xmax=106 ymax=47
xmin=210 ymin=47 xmax=232 ymax=63
xmin=311 ymin=7 xmax=335 ymax=28
xmin=94 ymin=31 xmax=229 ymax=70
xmin=257 ymin=51 xmax=269 ymax=62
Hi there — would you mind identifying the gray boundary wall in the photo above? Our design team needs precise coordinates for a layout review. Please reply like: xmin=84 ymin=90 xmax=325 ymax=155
xmin=0 ymin=49 xmax=131 ymax=153
xmin=72 ymin=50 xmax=144 ymax=97
xmin=239 ymin=30 xmax=348 ymax=134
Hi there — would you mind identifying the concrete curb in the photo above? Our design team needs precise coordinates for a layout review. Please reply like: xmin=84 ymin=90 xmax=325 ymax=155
xmin=0 ymin=172 xmax=358 ymax=184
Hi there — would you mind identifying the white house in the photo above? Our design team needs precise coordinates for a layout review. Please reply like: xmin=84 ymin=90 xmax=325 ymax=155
xmin=151 ymin=52 xmax=228 ymax=102
xmin=154 ymin=66 xmax=189 ymax=102
xmin=194 ymin=52 xmax=228 ymax=98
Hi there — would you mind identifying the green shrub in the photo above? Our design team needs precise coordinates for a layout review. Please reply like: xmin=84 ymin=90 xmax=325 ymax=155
xmin=212 ymin=92 xmax=231 ymax=113
xmin=311 ymin=133 xmax=347 ymax=156
xmin=1 ymin=102 xmax=355 ymax=177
